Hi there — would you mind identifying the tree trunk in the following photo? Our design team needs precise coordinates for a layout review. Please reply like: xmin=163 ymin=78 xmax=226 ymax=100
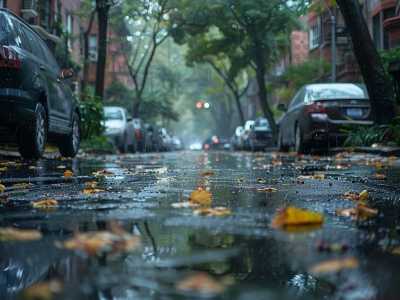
xmin=253 ymin=42 xmax=278 ymax=142
xmin=95 ymin=0 xmax=110 ymax=100
xmin=233 ymin=92 xmax=245 ymax=125
xmin=336 ymin=0 xmax=395 ymax=123
xmin=132 ymin=100 xmax=141 ymax=118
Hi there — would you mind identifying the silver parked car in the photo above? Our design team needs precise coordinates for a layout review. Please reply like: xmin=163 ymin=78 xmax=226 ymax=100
xmin=103 ymin=106 xmax=136 ymax=153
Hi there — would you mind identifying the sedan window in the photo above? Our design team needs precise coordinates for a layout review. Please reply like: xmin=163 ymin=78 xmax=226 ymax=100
xmin=105 ymin=110 xmax=123 ymax=120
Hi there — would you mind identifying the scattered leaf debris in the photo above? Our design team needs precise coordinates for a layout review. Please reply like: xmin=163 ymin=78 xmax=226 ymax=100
xmin=257 ymin=187 xmax=278 ymax=193
xmin=200 ymin=170 xmax=215 ymax=177
xmin=0 ymin=184 xmax=5 ymax=193
xmin=63 ymin=170 xmax=73 ymax=177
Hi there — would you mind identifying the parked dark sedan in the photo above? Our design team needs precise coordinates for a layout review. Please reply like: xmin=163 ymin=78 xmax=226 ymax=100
xmin=246 ymin=118 xmax=273 ymax=151
xmin=0 ymin=9 xmax=80 ymax=159
xmin=278 ymin=83 xmax=372 ymax=154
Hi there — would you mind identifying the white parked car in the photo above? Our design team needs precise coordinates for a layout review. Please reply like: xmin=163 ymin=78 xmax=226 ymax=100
xmin=103 ymin=106 xmax=136 ymax=153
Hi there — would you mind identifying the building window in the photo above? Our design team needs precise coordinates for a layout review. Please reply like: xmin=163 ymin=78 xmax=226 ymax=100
xmin=66 ymin=13 xmax=73 ymax=49
xmin=0 ymin=0 xmax=4 ymax=8
xmin=89 ymin=35 xmax=97 ymax=62
xmin=309 ymin=18 xmax=321 ymax=50
xmin=39 ymin=0 xmax=51 ymax=31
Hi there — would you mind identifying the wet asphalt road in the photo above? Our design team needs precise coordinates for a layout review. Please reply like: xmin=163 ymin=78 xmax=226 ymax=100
xmin=1 ymin=150 xmax=400 ymax=300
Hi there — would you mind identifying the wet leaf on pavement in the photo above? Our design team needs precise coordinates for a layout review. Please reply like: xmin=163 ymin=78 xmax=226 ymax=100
xmin=59 ymin=226 xmax=141 ymax=256
xmin=12 ymin=183 xmax=33 ymax=190
xmin=201 ymin=170 xmax=215 ymax=177
xmin=83 ymin=188 xmax=105 ymax=195
xmin=189 ymin=188 xmax=212 ymax=206
xmin=271 ymin=206 xmax=324 ymax=229
xmin=21 ymin=280 xmax=62 ymax=300
xmin=56 ymin=165 xmax=67 ymax=169
xmin=63 ymin=170 xmax=73 ymax=177
xmin=194 ymin=207 xmax=232 ymax=217
xmin=343 ymin=190 xmax=369 ymax=203
xmin=298 ymin=174 xmax=325 ymax=180
xmin=176 ymin=272 xmax=226 ymax=295
xmin=336 ymin=204 xmax=378 ymax=220
xmin=309 ymin=257 xmax=359 ymax=275
xmin=0 ymin=227 xmax=42 ymax=241
xmin=373 ymin=173 xmax=387 ymax=180
xmin=0 ymin=184 xmax=5 ymax=193
xmin=257 ymin=187 xmax=278 ymax=192
xmin=0 ymin=167 xmax=7 ymax=172
xmin=391 ymin=247 xmax=400 ymax=256
xmin=171 ymin=201 xmax=199 ymax=208
xmin=32 ymin=199 xmax=58 ymax=209
xmin=93 ymin=169 xmax=115 ymax=177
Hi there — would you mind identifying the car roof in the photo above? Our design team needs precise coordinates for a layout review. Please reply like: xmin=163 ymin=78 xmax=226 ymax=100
xmin=104 ymin=106 xmax=125 ymax=111
xmin=304 ymin=83 xmax=368 ymax=99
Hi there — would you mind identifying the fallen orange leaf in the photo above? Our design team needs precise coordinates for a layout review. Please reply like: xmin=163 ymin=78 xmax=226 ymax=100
xmin=373 ymin=173 xmax=387 ymax=180
xmin=0 ymin=227 xmax=42 ymax=241
xmin=343 ymin=190 xmax=368 ymax=203
xmin=271 ymin=206 xmax=324 ymax=229
xmin=309 ymin=257 xmax=359 ymax=275
xmin=63 ymin=170 xmax=73 ymax=177
xmin=176 ymin=272 xmax=225 ymax=295
xmin=83 ymin=188 xmax=105 ymax=195
xmin=189 ymin=188 xmax=212 ymax=206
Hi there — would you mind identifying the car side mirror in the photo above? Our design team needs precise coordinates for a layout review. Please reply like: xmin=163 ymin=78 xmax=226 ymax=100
xmin=277 ymin=103 xmax=287 ymax=112
xmin=60 ymin=68 xmax=74 ymax=80
xmin=127 ymin=116 xmax=133 ymax=122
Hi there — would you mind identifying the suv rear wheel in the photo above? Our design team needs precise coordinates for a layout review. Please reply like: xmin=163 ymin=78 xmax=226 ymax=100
xmin=295 ymin=125 xmax=310 ymax=154
xmin=58 ymin=112 xmax=80 ymax=157
xmin=18 ymin=103 xmax=47 ymax=159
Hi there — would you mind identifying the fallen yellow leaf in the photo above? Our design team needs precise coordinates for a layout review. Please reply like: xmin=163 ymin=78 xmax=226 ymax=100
xmin=21 ymin=280 xmax=62 ymax=300
xmin=176 ymin=273 xmax=225 ymax=295
xmin=12 ymin=183 xmax=33 ymax=189
xmin=194 ymin=207 xmax=231 ymax=217
xmin=189 ymin=188 xmax=212 ymax=206
xmin=63 ymin=170 xmax=73 ymax=177
xmin=32 ymin=199 xmax=58 ymax=209
xmin=0 ymin=167 xmax=7 ymax=172
xmin=391 ymin=247 xmax=400 ymax=256
xmin=359 ymin=190 xmax=369 ymax=202
xmin=0 ymin=184 xmax=5 ymax=193
xmin=271 ymin=206 xmax=324 ymax=229
xmin=343 ymin=190 xmax=368 ymax=203
xmin=0 ymin=227 xmax=42 ymax=241
xmin=309 ymin=257 xmax=359 ymax=275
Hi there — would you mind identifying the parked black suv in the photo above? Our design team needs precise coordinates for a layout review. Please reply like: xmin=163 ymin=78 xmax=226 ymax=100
xmin=0 ymin=9 xmax=80 ymax=159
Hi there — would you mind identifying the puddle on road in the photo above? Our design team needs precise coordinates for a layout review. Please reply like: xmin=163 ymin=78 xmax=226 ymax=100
xmin=0 ymin=151 xmax=400 ymax=299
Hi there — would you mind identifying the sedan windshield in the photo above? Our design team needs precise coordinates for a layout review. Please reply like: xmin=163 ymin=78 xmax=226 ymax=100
xmin=104 ymin=110 xmax=123 ymax=121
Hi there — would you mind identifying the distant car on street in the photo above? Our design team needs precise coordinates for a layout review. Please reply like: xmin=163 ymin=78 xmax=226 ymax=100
xmin=159 ymin=128 xmax=173 ymax=151
xmin=247 ymin=118 xmax=273 ymax=151
xmin=242 ymin=120 xmax=255 ymax=150
xmin=103 ymin=106 xmax=135 ymax=153
xmin=203 ymin=135 xmax=224 ymax=150
xmin=131 ymin=118 xmax=146 ymax=152
xmin=231 ymin=126 xmax=244 ymax=150
xmin=0 ymin=9 xmax=80 ymax=159
xmin=277 ymin=83 xmax=372 ymax=153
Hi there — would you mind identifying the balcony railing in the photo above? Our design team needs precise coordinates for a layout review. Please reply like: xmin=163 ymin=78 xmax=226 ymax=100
xmin=21 ymin=0 xmax=38 ymax=18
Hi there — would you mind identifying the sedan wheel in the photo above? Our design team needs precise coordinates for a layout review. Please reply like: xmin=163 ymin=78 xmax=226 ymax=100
xmin=18 ymin=103 xmax=47 ymax=159
xmin=58 ymin=112 xmax=81 ymax=157
xmin=295 ymin=125 xmax=310 ymax=154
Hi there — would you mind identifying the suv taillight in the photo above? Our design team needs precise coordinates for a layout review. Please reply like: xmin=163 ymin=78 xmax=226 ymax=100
xmin=305 ymin=101 xmax=326 ymax=114
xmin=0 ymin=46 xmax=21 ymax=69
xmin=135 ymin=129 xmax=142 ymax=140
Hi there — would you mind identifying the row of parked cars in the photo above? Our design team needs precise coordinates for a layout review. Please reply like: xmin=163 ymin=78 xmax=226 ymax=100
xmin=103 ymin=106 xmax=182 ymax=153
xmin=230 ymin=83 xmax=372 ymax=154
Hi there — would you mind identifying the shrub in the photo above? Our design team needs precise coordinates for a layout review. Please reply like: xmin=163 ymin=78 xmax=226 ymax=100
xmin=79 ymin=92 xmax=104 ymax=140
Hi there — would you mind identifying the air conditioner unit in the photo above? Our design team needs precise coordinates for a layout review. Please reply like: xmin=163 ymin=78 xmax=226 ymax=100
xmin=89 ymin=51 xmax=98 ymax=62
xmin=21 ymin=0 xmax=38 ymax=19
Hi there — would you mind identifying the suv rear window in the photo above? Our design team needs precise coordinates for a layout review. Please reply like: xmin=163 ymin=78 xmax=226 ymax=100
xmin=0 ymin=12 xmax=11 ymax=45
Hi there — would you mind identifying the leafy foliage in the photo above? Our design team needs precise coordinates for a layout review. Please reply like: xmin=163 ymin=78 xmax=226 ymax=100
xmin=79 ymin=90 xmax=104 ymax=140
xmin=343 ymin=125 xmax=390 ymax=147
